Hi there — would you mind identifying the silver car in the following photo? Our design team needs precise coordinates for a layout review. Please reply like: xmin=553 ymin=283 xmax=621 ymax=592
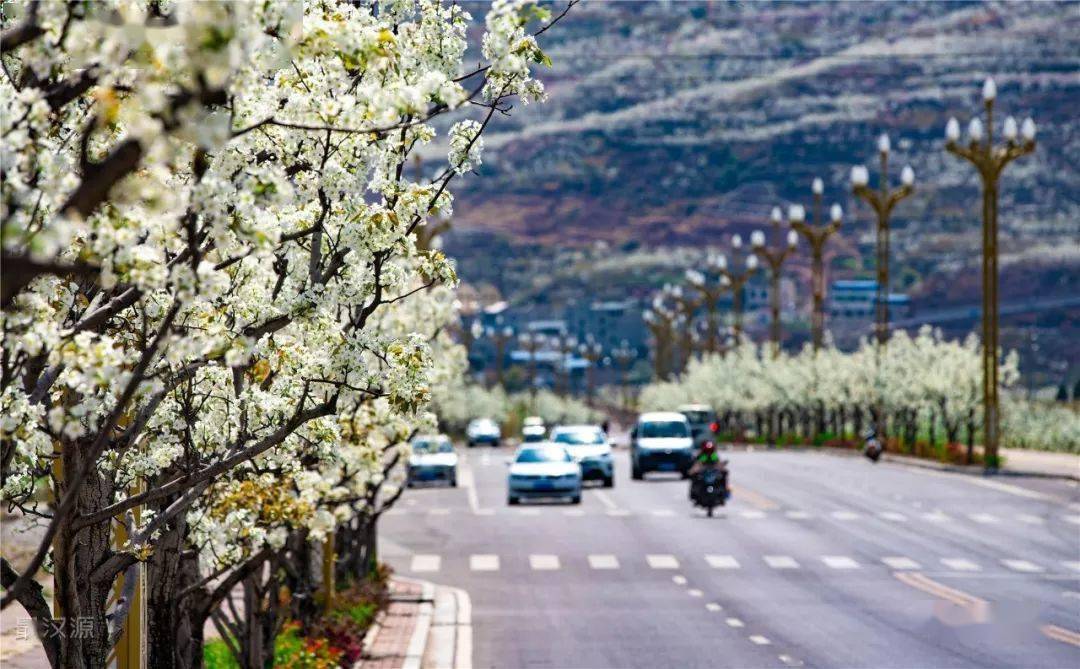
xmin=507 ymin=444 xmax=582 ymax=505
xmin=407 ymin=435 xmax=458 ymax=487
xmin=550 ymin=425 xmax=614 ymax=487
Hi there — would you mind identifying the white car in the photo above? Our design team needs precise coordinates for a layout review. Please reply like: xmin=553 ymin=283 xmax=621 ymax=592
xmin=550 ymin=425 xmax=614 ymax=487
xmin=466 ymin=417 xmax=501 ymax=448
xmin=521 ymin=423 xmax=547 ymax=443
xmin=507 ymin=443 xmax=582 ymax=505
xmin=630 ymin=411 xmax=695 ymax=480
xmin=408 ymin=435 xmax=458 ymax=487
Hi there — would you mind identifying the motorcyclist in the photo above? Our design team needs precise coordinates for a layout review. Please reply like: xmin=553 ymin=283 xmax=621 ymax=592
xmin=688 ymin=441 xmax=729 ymax=500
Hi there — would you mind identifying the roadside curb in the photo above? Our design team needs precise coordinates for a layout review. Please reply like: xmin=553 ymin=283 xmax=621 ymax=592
xmin=384 ymin=576 xmax=472 ymax=669
xmin=720 ymin=443 xmax=1079 ymax=482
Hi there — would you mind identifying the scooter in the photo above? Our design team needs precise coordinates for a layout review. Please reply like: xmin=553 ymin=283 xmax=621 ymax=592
xmin=690 ymin=467 xmax=729 ymax=517
xmin=863 ymin=431 xmax=883 ymax=462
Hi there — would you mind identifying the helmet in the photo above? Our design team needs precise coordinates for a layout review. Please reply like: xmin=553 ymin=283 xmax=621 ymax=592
xmin=701 ymin=441 xmax=717 ymax=454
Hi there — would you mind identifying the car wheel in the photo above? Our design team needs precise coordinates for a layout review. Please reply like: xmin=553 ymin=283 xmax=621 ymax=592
xmin=450 ymin=475 xmax=458 ymax=488
xmin=680 ymin=468 xmax=691 ymax=480
xmin=492 ymin=440 xmax=500 ymax=448
xmin=603 ymin=475 xmax=614 ymax=488
xmin=467 ymin=440 xmax=475 ymax=448
xmin=631 ymin=464 xmax=643 ymax=480
xmin=508 ymin=495 xmax=519 ymax=505
xmin=570 ymin=494 xmax=581 ymax=505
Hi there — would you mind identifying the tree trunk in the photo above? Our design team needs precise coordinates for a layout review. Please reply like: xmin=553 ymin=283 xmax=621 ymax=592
xmin=147 ymin=516 xmax=204 ymax=669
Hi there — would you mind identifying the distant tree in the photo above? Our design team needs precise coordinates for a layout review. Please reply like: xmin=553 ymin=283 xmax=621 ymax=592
xmin=1057 ymin=384 xmax=1070 ymax=402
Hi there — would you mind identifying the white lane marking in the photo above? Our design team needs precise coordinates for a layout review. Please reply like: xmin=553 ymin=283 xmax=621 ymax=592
xmin=516 ymin=508 xmax=540 ymax=516
xmin=470 ymin=554 xmax=500 ymax=571
xmin=921 ymin=511 xmax=952 ymax=523
xmin=606 ymin=508 xmax=632 ymax=517
xmin=831 ymin=510 xmax=861 ymax=521
xmin=411 ymin=554 xmax=441 ymax=572
xmin=1002 ymin=559 xmax=1044 ymax=573
xmin=647 ymin=554 xmax=680 ymax=570
xmin=941 ymin=558 xmax=981 ymax=572
xmin=779 ymin=654 xmax=805 ymax=667
xmin=879 ymin=511 xmax=907 ymax=522
xmin=764 ymin=555 xmax=800 ymax=569
xmin=461 ymin=464 xmax=483 ymax=514
xmin=429 ymin=508 xmax=450 ymax=516
xmin=785 ymin=510 xmax=812 ymax=520
xmin=529 ymin=554 xmax=560 ymax=571
xmin=592 ymin=489 xmax=619 ymax=511
xmin=1016 ymin=513 xmax=1045 ymax=524
xmin=969 ymin=513 xmax=1000 ymax=524
xmin=749 ymin=635 xmax=772 ymax=646
xmin=479 ymin=453 xmax=491 ymax=466
xmin=588 ymin=554 xmax=619 ymax=570
xmin=882 ymin=557 xmax=921 ymax=570
xmin=1063 ymin=591 xmax=1080 ymax=600
xmin=688 ymin=589 xmax=703 ymax=598
xmin=911 ymin=467 xmax=1054 ymax=501
xmin=652 ymin=509 xmax=676 ymax=517
xmin=705 ymin=602 xmax=722 ymax=612
xmin=1064 ymin=515 xmax=1080 ymax=525
xmin=705 ymin=555 xmax=741 ymax=569
xmin=739 ymin=510 xmax=767 ymax=519
xmin=563 ymin=508 xmax=585 ymax=516
xmin=822 ymin=556 xmax=860 ymax=570
xmin=1063 ymin=561 xmax=1080 ymax=572
xmin=725 ymin=618 xmax=745 ymax=628
xmin=672 ymin=575 xmax=688 ymax=585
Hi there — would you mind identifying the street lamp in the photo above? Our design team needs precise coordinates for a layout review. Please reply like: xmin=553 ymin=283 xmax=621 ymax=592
xmin=791 ymin=179 xmax=844 ymax=351
xmin=612 ymin=339 xmax=636 ymax=411
xmin=558 ymin=334 xmax=578 ymax=396
xmin=489 ymin=326 xmax=514 ymax=388
xmin=578 ymin=337 xmax=603 ymax=401
xmin=666 ymin=284 xmax=700 ymax=372
xmin=752 ymin=209 xmax=799 ymax=358
xmin=714 ymin=236 xmax=759 ymax=345
xmin=518 ymin=333 xmax=542 ymax=395
xmin=685 ymin=252 xmax=729 ymax=354
xmin=643 ymin=303 xmax=676 ymax=380
xmin=945 ymin=77 xmax=1036 ymax=469
xmin=850 ymin=134 xmax=915 ymax=350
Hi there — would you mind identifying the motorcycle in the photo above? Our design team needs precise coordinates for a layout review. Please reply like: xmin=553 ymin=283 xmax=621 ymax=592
xmin=690 ymin=467 xmax=729 ymax=517
xmin=863 ymin=431 xmax=883 ymax=462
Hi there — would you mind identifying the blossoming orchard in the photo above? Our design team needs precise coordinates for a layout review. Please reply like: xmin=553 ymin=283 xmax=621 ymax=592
xmin=0 ymin=1 xmax=571 ymax=666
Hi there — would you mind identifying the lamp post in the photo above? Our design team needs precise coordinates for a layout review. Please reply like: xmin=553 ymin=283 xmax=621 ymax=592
xmin=791 ymin=178 xmax=844 ymax=351
xmin=685 ymin=252 xmax=728 ymax=354
xmin=579 ymin=338 xmax=603 ymax=401
xmin=666 ymin=284 xmax=700 ymax=371
xmin=945 ymin=77 xmax=1036 ymax=469
xmin=643 ymin=303 xmax=676 ymax=379
xmin=558 ymin=334 xmax=578 ymax=395
xmin=612 ymin=339 xmax=636 ymax=411
xmin=489 ymin=326 xmax=514 ymax=387
xmin=752 ymin=208 xmax=799 ymax=358
xmin=850 ymin=134 xmax=915 ymax=350
xmin=714 ymin=235 xmax=759 ymax=345
xmin=519 ymin=333 xmax=542 ymax=395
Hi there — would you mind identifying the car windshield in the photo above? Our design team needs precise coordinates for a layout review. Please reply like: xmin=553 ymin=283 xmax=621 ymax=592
xmin=640 ymin=421 xmax=689 ymax=438
xmin=681 ymin=411 xmax=712 ymax=424
xmin=413 ymin=439 xmax=452 ymax=453
xmin=552 ymin=430 xmax=604 ymax=445
xmin=522 ymin=433 xmax=545 ymax=442
xmin=471 ymin=420 xmax=496 ymax=430
xmin=516 ymin=448 xmax=571 ymax=463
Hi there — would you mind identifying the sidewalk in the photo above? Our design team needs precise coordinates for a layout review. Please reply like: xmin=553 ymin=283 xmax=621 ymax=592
xmin=880 ymin=447 xmax=1080 ymax=481
xmin=357 ymin=577 xmax=471 ymax=669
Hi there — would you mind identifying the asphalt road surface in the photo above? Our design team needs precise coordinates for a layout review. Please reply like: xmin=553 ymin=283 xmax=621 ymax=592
xmin=380 ymin=445 xmax=1080 ymax=669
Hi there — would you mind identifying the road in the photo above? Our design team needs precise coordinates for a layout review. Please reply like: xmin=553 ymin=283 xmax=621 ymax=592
xmin=381 ymin=444 xmax=1080 ymax=669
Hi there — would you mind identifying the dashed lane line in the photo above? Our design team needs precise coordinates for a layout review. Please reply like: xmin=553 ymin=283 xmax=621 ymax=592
xmin=529 ymin=554 xmax=560 ymax=571
xmin=705 ymin=555 xmax=741 ymax=569
xmin=587 ymin=554 xmax=619 ymax=570
xmin=1041 ymin=624 xmax=1080 ymax=648
xmin=941 ymin=558 xmax=981 ymax=572
xmin=748 ymin=635 xmax=772 ymax=646
xmin=894 ymin=572 xmax=989 ymax=622
xmin=729 ymin=484 xmax=779 ymax=510
xmin=592 ymin=489 xmax=619 ymax=511
xmin=725 ymin=618 xmax=745 ymax=628
xmin=1001 ymin=559 xmax=1044 ymax=573
xmin=831 ymin=510 xmax=861 ymax=521
xmin=968 ymin=513 xmax=1000 ymax=524
xmin=411 ymin=554 xmax=441 ymax=572
xmin=647 ymin=554 xmax=680 ymax=570
xmin=469 ymin=554 xmax=499 ymax=572
xmin=705 ymin=602 xmax=722 ymax=612
xmin=882 ymin=557 xmax=921 ymax=570
xmin=821 ymin=556 xmax=860 ymax=570
xmin=764 ymin=555 xmax=800 ymax=569
xmin=878 ymin=512 xmax=907 ymax=522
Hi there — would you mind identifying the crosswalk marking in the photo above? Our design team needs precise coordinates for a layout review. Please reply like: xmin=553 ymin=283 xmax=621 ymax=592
xmin=821 ymin=556 xmax=860 ymax=570
xmin=470 ymin=554 xmax=500 ymax=571
xmin=941 ymin=558 xmax=981 ymax=572
xmin=687 ymin=589 xmax=703 ymax=597
xmin=878 ymin=512 xmax=907 ymax=522
xmin=969 ymin=513 xmax=1000 ymax=524
xmin=764 ymin=555 xmax=800 ymax=569
xmin=705 ymin=602 xmax=722 ymax=612
xmin=739 ymin=510 xmax=767 ymax=519
xmin=785 ymin=510 xmax=812 ymax=520
xmin=530 ymin=554 xmax=560 ymax=570
xmin=921 ymin=511 xmax=952 ymax=523
xmin=749 ymin=635 xmax=772 ymax=646
xmin=411 ymin=554 xmax=441 ymax=572
xmin=882 ymin=557 xmax=921 ymax=570
xmin=588 ymin=554 xmax=619 ymax=570
xmin=1016 ymin=513 xmax=1045 ymax=524
xmin=726 ymin=618 xmax=745 ymax=628
xmin=705 ymin=555 xmax=741 ymax=569
xmin=672 ymin=575 xmax=688 ymax=585
xmin=831 ymin=510 xmax=860 ymax=521
xmin=1002 ymin=559 xmax=1044 ymax=573
xmin=647 ymin=554 xmax=680 ymax=569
